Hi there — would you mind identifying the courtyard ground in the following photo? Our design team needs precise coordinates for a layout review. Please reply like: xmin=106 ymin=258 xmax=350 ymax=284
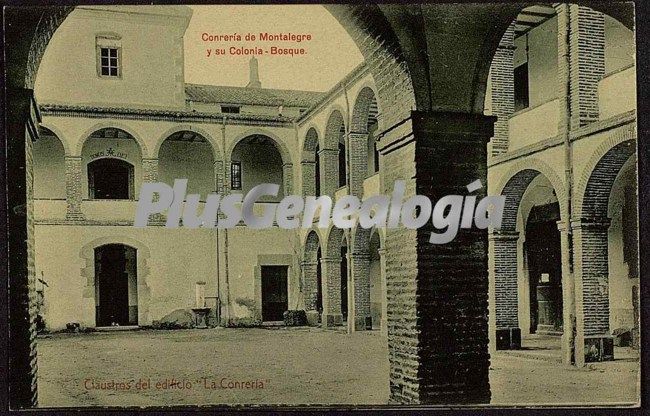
xmin=37 ymin=327 xmax=639 ymax=408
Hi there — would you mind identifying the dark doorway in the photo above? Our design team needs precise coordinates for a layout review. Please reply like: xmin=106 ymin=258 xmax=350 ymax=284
xmin=261 ymin=266 xmax=288 ymax=322
xmin=95 ymin=244 xmax=137 ymax=327
xmin=525 ymin=203 xmax=563 ymax=334
xmin=316 ymin=247 xmax=323 ymax=318
xmin=341 ymin=246 xmax=348 ymax=321
xmin=338 ymin=141 xmax=346 ymax=188
xmin=88 ymin=158 xmax=134 ymax=200
xmin=315 ymin=144 xmax=321 ymax=196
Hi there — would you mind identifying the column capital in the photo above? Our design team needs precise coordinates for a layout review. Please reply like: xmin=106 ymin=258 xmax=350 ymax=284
xmin=571 ymin=217 xmax=611 ymax=230
xmin=411 ymin=110 xmax=496 ymax=141
xmin=320 ymin=256 xmax=340 ymax=264
xmin=64 ymin=155 xmax=82 ymax=161
xmin=142 ymin=157 xmax=159 ymax=162
xmin=317 ymin=148 xmax=338 ymax=156
xmin=488 ymin=229 xmax=519 ymax=241
xmin=349 ymin=252 xmax=371 ymax=260
xmin=301 ymin=260 xmax=319 ymax=267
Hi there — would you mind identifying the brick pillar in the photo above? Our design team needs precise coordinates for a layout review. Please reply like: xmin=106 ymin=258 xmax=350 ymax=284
xmin=64 ymin=156 xmax=85 ymax=221
xmin=557 ymin=220 xmax=576 ymax=365
xmin=489 ymin=230 xmax=521 ymax=350
xmin=489 ymin=22 xmax=515 ymax=157
xmin=320 ymin=256 xmax=343 ymax=327
xmin=214 ymin=159 xmax=226 ymax=194
xmin=348 ymin=132 xmax=369 ymax=198
xmin=383 ymin=111 xmax=494 ymax=404
xmin=556 ymin=4 xmax=605 ymax=132
xmin=300 ymin=160 xmax=316 ymax=197
xmin=282 ymin=163 xmax=293 ymax=196
xmin=572 ymin=217 xmax=614 ymax=365
xmin=7 ymin=88 xmax=39 ymax=408
xmin=302 ymin=261 xmax=319 ymax=311
xmin=318 ymin=148 xmax=339 ymax=198
xmin=378 ymin=248 xmax=388 ymax=337
xmin=142 ymin=158 xmax=165 ymax=225
xmin=350 ymin=252 xmax=371 ymax=331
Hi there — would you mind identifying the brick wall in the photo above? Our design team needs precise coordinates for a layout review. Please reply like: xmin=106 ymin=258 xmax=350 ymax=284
xmin=556 ymin=4 xmax=605 ymax=132
xmin=64 ymin=156 xmax=84 ymax=221
xmin=489 ymin=23 xmax=515 ymax=156
xmin=7 ymin=89 xmax=40 ymax=408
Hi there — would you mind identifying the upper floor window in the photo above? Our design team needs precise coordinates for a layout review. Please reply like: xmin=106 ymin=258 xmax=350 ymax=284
xmin=514 ymin=63 xmax=529 ymax=111
xmin=88 ymin=158 xmax=134 ymax=200
xmin=221 ymin=105 xmax=240 ymax=114
xmin=96 ymin=35 xmax=122 ymax=78
xmin=231 ymin=161 xmax=242 ymax=190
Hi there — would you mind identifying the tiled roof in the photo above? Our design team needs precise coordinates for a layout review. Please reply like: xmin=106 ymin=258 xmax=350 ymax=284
xmin=185 ymin=83 xmax=325 ymax=108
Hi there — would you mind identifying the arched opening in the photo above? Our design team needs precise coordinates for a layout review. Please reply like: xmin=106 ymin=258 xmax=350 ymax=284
xmin=494 ymin=167 xmax=564 ymax=351
xmin=521 ymin=183 xmax=562 ymax=335
xmin=231 ymin=134 xmax=285 ymax=201
xmin=338 ymin=136 xmax=346 ymax=189
xmin=317 ymin=246 xmax=323 ymax=315
xmin=315 ymin=143 xmax=321 ymax=196
xmin=321 ymin=226 xmax=346 ymax=327
xmin=369 ymin=230 xmax=382 ymax=330
xmin=607 ymin=156 xmax=638 ymax=348
xmin=33 ymin=126 xmax=66 ymax=200
xmin=80 ymin=127 xmax=143 ymax=200
xmin=321 ymin=110 xmax=346 ymax=197
xmin=341 ymin=237 xmax=349 ymax=323
xmin=350 ymin=87 xmax=380 ymax=180
xmin=87 ymin=158 xmax=134 ymax=200
xmin=158 ymin=130 xmax=216 ymax=196
xmin=94 ymin=244 xmax=137 ymax=327
xmin=578 ymin=139 xmax=637 ymax=361
xmin=302 ymin=230 xmax=323 ymax=325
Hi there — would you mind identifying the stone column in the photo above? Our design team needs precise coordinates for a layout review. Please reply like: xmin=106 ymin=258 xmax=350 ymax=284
xmin=557 ymin=220 xmax=576 ymax=365
xmin=347 ymin=131 xmax=369 ymax=198
xmin=571 ymin=217 xmax=614 ymax=366
xmin=320 ymin=256 xmax=343 ymax=327
xmin=489 ymin=230 xmax=521 ymax=350
xmin=350 ymin=252 xmax=371 ymax=331
xmin=382 ymin=111 xmax=494 ymax=404
xmin=489 ymin=22 xmax=515 ymax=157
xmin=318 ymin=148 xmax=339 ymax=198
xmin=282 ymin=162 xmax=293 ymax=196
xmin=301 ymin=260 xmax=320 ymax=325
xmin=64 ymin=156 xmax=85 ymax=221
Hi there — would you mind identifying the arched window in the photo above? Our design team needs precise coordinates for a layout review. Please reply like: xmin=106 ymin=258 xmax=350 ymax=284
xmin=88 ymin=158 xmax=134 ymax=200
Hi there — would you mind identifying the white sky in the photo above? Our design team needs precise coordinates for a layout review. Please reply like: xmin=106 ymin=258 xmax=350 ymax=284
xmin=183 ymin=5 xmax=364 ymax=92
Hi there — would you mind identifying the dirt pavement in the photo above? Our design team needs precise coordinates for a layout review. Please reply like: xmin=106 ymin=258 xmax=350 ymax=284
xmin=36 ymin=327 xmax=639 ymax=408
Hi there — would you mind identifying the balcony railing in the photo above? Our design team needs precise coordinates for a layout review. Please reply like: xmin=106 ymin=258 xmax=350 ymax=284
xmin=599 ymin=65 xmax=636 ymax=120
xmin=507 ymin=98 xmax=559 ymax=151
xmin=34 ymin=199 xmax=67 ymax=221
xmin=362 ymin=173 xmax=380 ymax=200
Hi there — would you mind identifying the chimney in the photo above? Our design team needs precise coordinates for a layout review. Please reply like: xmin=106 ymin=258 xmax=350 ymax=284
xmin=246 ymin=57 xmax=261 ymax=88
